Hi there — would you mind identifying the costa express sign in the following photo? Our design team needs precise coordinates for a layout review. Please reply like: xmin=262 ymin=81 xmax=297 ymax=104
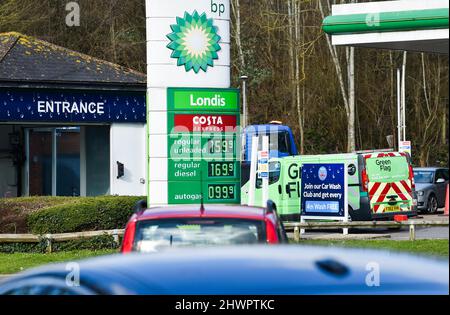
xmin=173 ymin=114 xmax=238 ymax=133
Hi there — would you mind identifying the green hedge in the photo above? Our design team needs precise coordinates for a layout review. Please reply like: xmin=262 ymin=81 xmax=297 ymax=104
xmin=27 ymin=196 xmax=144 ymax=234
xmin=0 ymin=197 xmax=76 ymax=234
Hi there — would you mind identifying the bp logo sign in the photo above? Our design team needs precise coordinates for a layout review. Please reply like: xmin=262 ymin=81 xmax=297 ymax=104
xmin=167 ymin=11 xmax=221 ymax=73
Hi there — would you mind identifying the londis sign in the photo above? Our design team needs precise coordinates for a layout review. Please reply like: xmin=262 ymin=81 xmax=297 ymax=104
xmin=168 ymin=88 xmax=239 ymax=112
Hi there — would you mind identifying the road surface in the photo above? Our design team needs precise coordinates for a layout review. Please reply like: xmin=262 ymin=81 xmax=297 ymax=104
xmin=291 ymin=213 xmax=449 ymax=240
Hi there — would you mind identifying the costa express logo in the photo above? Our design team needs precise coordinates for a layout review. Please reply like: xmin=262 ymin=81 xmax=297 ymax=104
xmin=174 ymin=114 xmax=237 ymax=133
xmin=166 ymin=10 xmax=221 ymax=73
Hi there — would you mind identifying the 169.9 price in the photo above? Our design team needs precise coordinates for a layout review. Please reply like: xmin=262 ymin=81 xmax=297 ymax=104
xmin=208 ymin=184 xmax=236 ymax=201
xmin=208 ymin=161 xmax=235 ymax=178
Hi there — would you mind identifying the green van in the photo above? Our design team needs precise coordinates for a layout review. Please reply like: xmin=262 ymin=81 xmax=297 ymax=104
xmin=241 ymin=151 xmax=417 ymax=221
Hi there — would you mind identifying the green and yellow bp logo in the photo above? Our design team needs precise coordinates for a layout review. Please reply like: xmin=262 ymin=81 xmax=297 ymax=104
xmin=167 ymin=11 xmax=221 ymax=73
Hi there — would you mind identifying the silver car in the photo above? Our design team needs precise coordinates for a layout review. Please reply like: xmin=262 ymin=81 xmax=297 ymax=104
xmin=414 ymin=167 xmax=449 ymax=213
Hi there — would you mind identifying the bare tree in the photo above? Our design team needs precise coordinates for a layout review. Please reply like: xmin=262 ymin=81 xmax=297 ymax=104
xmin=318 ymin=0 xmax=356 ymax=152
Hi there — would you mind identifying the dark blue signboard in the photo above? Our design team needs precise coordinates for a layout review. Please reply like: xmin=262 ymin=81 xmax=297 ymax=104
xmin=300 ymin=163 xmax=346 ymax=217
xmin=0 ymin=89 xmax=146 ymax=123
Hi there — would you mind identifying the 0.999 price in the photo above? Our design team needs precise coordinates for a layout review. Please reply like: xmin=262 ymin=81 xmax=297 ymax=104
xmin=208 ymin=184 xmax=236 ymax=201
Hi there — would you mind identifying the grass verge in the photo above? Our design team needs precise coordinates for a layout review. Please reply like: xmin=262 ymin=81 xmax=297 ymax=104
xmin=297 ymin=239 xmax=449 ymax=257
xmin=0 ymin=249 xmax=118 ymax=275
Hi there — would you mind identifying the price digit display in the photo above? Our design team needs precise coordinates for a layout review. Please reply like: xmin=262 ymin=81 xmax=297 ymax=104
xmin=208 ymin=162 xmax=235 ymax=178
xmin=208 ymin=184 xmax=236 ymax=201
xmin=208 ymin=139 xmax=235 ymax=154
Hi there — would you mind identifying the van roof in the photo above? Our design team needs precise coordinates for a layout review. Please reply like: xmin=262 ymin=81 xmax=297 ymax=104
xmin=245 ymin=125 xmax=292 ymax=133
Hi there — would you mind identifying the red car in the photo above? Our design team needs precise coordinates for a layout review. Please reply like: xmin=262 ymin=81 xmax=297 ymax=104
xmin=121 ymin=201 xmax=288 ymax=253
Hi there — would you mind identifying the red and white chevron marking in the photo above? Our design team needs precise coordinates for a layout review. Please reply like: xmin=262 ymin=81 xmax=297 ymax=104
xmin=365 ymin=152 xmax=412 ymax=214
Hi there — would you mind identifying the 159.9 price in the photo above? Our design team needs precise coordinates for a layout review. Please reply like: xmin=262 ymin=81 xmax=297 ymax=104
xmin=208 ymin=139 xmax=235 ymax=154
xmin=208 ymin=184 xmax=236 ymax=201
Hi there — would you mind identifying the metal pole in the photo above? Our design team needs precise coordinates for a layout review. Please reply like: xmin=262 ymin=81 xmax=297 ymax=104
xmin=402 ymin=53 xmax=407 ymax=141
xmin=248 ymin=136 xmax=258 ymax=206
xmin=397 ymin=68 xmax=402 ymax=147
xmin=240 ymin=75 xmax=248 ymax=128
xmin=343 ymin=162 xmax=349 ymax=236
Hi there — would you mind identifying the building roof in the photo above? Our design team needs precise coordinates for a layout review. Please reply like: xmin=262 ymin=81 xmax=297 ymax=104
xmin=0 ymin=32 xmax=146 ymax=86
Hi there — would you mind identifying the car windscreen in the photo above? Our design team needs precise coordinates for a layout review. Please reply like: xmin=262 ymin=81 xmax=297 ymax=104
xmin=366 ymin=156 xmax=410 ymax=183
xmin=414 ymin=171 xmax=434 ymax=184
xmin=247 ymin=131 xmax=292 ymax=155
xmin=133 ymin=218 xmax=266 ymax=252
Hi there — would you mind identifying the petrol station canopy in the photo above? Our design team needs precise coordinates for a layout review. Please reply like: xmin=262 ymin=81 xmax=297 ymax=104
xmin=322 ymin=0 xmax=449 ymax=54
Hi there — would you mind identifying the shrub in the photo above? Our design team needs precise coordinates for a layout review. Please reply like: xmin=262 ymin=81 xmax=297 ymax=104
xmin=52 ymin=235 xmax=121 ymax=252
xmin=27 ymin=196 xmax=144 ymax=234
xmin=0 ymin=197 xmax=74 ymax=233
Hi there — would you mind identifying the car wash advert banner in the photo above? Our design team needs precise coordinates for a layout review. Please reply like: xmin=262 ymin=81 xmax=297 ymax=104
xmin=0 ymin=89 xmax=146 ymax=123
xmin=300 ymin=163 xmax=347 ymax=218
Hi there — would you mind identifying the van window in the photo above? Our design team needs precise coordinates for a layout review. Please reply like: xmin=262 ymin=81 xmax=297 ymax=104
xmin=365 ymin=156 xmax=409 ymax=183
xmin=414 ymin=171 xmax=434 ymax=184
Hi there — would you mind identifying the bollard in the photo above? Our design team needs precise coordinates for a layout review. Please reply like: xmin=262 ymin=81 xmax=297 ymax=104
xmin=409 ymin=223 xmax=416 ymax=241
xmin=45 ymin=234 xmax=52 ymax=253
xmin=294 ymin=226 xmax=300 ymax=243
xmin=112 ymin=229 xmax=120 ymax=245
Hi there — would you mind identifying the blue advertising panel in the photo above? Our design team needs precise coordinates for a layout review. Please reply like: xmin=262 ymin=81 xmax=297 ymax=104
xmin=300 ymin=163 xmax=346 ymax=217
xmin=0 ymin=89 xmax=146 ymax=123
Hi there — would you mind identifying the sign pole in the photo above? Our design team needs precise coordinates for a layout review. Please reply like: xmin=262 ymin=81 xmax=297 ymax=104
xmin=262 ymin=136 xmax=269 ymax=207
xmin=397 ymin=68 xmax=402 ymax=147
xmin=248 ymin=136 xmax=259 ymax=206
xmin=343 ymin=162 xmax=349 ymax=235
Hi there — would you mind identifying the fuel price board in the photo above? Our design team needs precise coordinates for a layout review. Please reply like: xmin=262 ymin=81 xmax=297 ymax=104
xmin=167 ymin=88 xmax=240 ymax=204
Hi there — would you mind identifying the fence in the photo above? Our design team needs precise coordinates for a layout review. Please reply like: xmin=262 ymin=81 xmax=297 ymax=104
xmin=0 ymin=221 xmax=448 ymax=251
xmin=0 ymin=229 xmax=125 ymax=253
xmin=283 ymin=220 xmax=449 ymax=242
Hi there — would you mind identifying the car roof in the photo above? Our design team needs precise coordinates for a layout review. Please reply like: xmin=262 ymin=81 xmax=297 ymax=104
xmin=2 ymin=246 xmax=448 ymax=295
xmin=414 ymin=167 xmax=447 ymax=171
xmin=136 ymin=205 xmax=268 ymax=221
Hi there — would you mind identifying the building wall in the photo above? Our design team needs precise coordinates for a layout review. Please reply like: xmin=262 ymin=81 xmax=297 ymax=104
xmin=110 ymin=123 xmax=146 ymax=196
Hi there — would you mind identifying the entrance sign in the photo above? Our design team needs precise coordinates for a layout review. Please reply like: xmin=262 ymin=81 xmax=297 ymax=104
xmin=146 ymin=0 xmax=232 ymax=206
xmin=0 ymin=89 xmax=146 ymax=123
xmin=300 ymin=163 xmax=349 ymax=235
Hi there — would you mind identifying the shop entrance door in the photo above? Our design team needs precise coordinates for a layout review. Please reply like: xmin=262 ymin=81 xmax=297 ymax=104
xmin=26 ymin=127 xmax=80 ymax=196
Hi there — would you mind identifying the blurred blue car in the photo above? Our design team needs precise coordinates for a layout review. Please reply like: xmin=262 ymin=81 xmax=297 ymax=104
xmin=0 ymin=246 xmax=448 ymax=295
